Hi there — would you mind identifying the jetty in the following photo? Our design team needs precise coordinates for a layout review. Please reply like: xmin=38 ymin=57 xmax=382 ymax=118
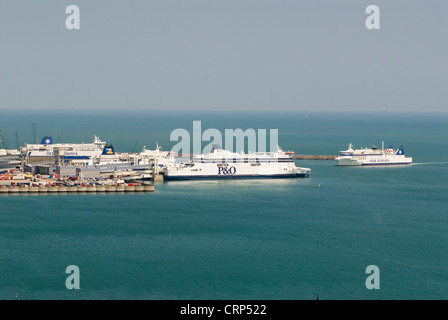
xmin=179 ymin=154 xmax=337 ymax=160
xmin=292 ymin=155 xmax=337 ymax=160
xmin=0 ymin=184 xmax=154 ymax=195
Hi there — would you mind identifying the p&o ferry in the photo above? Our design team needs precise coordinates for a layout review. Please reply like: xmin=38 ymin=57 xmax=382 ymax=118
xmin=164 ymin=146 xmax=311 ymax=180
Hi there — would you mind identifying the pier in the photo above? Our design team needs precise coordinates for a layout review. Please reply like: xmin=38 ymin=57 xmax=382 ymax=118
xmin=0 ymin=184 xmax=154 ymax=195
xmin=179 ymin=153 xmax=337 ymax=160
xmin=292 ymin=155 xmax=337 ymax=160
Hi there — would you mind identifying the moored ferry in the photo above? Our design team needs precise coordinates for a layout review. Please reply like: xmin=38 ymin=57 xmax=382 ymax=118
xmin=22 ymin=136 xmax=108 ymax=166
xmin=0 ymin=131 xmax=20 ymax=157
xmin=137 ymin=143 xmax=176 ymax=169
xmin=336 ymin=142 xmax=412 ymax=166
xmin=164 ymin=146 xmax=311 ymax=180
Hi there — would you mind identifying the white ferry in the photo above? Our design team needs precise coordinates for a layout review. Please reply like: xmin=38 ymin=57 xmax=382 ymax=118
xmin=164 ymin=146 xmax=311 ymax=180
xmin=93 ymin=143 xmax=176 ymax=173
xmin=137 ymin=143 xmax=175 ymax=170
xmin=22 ymin=136 xmax=108 ymax=166
xmin=0 ymin=148 xmax=20 ymax=157
xmin=336 ymin=142 xmax=412 ymax=166
xmin=0 ymin=131 xmax=20 ymax=157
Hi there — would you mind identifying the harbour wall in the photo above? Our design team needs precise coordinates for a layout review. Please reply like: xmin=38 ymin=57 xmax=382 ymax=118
xmin=178 ymin=154 xmax=337 ymax=160
xmin=0 ymin=184 xmax=154 ymax=195
xmin=292 ymin=155 xmax=337 ymax=160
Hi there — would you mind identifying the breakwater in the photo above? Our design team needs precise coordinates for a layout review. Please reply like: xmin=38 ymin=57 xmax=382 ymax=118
xmin=292 ymin=155 xmax=337 ymax=160
xmin=0 ymin=184 xmax=154 ymax=194
xmin=178 ymin=154 xmax=337 ymax=160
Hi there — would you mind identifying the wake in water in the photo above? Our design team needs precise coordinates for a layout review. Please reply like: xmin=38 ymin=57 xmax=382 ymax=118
xmin=411 ymin=162 xmax=448 ymax=166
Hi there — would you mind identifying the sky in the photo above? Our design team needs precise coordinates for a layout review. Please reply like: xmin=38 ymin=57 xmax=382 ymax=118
xmin=0 ymin=0 xmax=447 ymax=112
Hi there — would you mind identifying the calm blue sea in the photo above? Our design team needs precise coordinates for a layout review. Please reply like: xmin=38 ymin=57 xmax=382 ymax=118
xmin=0 ymin=110 xmax=447 ymax=300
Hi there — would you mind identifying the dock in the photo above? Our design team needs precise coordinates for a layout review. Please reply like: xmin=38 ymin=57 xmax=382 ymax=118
xmin=1 ymin=133 xmax=336 ymax=195
xmin=292 ymin=155 xmax=337 ymax=160
xmin=179 ymin=154 xmax=337 ymax=160
xmin=0 ymin=184 xmax=154 ymax=195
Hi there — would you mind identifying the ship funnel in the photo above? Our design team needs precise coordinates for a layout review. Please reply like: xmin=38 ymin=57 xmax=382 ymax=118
xmin=41 ymin=136 xmax=53 ymax=145
xmin=102 ymin=145 xmax=115 ymax=155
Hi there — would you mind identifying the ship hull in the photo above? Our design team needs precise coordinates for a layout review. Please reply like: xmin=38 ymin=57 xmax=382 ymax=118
xmin=164 ymin=173 xmax=310 ymax=180
xmin=163 ymin=146 xmax=311 ymax=180
xmin=164 ymin=162 xmax=311 ymax=180
xmin=336 ymin=143 xmax=412 ymax=166
xmin=336 ymin=156 xmax=412 ymax=166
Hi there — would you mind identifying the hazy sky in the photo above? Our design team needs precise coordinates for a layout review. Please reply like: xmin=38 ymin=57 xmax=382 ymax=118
xmin=0 ymin=0 xmax=447 ymax=112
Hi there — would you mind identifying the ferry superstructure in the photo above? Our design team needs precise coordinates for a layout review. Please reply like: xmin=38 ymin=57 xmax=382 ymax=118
xmin=137 ymin=143 xmax=175 ymax=170
xmin=0 ymin=148 xmax=20 ymax=157
xmin=0 ymin=131 xmax=20 ymax=157
xmin=94 ymin=143 xmax=176 ymax=169
xmin=164 ymin=146 xmax=311 ymax=180
xmin=22 ymin=136 xmax=107 ymax=166
xmin=336 ymin=142 xmax=412 ymax=166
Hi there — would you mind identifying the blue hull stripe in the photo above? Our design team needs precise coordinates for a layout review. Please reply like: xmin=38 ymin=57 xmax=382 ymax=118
xmin=164 ymin=173 xmax=309 ymax=180
xmin=338 ymin=154 xmax=397 ymax=157
xmin=62 ymin=156 xmax=91 ymax=160
xmin=360 ymin=163 xmax=411 ymax=166
xmin=30 ymin=156 xmax=91 ymax=160
xmin=195 ymin=160 xmax=294 ymax=163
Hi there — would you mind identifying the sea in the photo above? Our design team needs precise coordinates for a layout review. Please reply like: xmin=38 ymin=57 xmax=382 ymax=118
xmin=0 ymin=110 xmax=447 ymax=300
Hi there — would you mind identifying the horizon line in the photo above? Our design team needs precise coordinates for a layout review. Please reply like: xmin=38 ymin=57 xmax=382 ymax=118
xmin=0 ymin=108 xmax=447 ymax=114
